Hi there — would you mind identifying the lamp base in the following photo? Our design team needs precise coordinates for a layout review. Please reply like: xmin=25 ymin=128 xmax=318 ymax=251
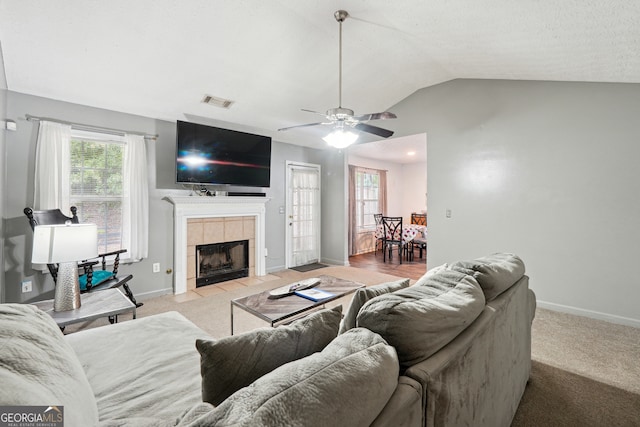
xmin=53 ymin=261 xmax=81 ymax=312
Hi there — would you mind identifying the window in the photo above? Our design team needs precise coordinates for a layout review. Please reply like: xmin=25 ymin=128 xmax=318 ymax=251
xmin=355 ymin=169 xmax=381 ymax=231
xmin=34 ymin=120 xmax=149 ymax=262
xmin=69 ymin=130 xmax=125 ymax=255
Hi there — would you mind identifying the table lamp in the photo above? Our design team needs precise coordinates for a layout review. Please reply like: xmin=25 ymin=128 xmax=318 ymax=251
xmin=31 ymin=223 xmax=98 ymax=311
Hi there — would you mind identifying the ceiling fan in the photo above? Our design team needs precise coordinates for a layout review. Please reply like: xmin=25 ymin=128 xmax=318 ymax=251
xmin=278 ymin=10 xmax=397 ymax=148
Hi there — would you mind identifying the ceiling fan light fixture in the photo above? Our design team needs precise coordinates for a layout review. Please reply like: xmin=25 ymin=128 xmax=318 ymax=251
xmin=323 ymin=128 xmax=359 ymax=148
xmin=278 ymin=10 xmax=397 ymax=146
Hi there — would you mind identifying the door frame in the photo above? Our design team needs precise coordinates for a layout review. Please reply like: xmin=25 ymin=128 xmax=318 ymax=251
xmin=285 ymin=161 xmax=322 ymax=268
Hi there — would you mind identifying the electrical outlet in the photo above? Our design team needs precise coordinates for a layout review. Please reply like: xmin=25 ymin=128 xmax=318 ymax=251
xmin=265 ymin=248 xmax=268 ymax=257
xmin=21 ymin=280 xmax=32 ymax=293
xmin=446 ymin=209 xmax=452 ymax=218
xmin=152 ymin=263 xmax=160 ymax=273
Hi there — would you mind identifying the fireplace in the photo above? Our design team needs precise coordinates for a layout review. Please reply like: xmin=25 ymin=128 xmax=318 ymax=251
xmin=196 ymin=240 xmax=249 ymax=286
xmin=164 ymin=195 xmax=270 ymax=295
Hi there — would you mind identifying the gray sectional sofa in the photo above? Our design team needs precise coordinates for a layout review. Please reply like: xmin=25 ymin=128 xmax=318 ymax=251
xmin=0 ymin=253 xmax=535 ymax=427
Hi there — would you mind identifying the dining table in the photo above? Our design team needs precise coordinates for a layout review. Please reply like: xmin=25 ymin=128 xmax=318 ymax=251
xmin=375 ymin=223 xmax=426 ymax=244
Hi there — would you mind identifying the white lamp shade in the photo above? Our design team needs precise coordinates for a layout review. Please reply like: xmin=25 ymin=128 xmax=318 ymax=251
xmin=32 ymin=224 xmax=99 ymax=263
xmin=323 ymin=129 xmax=359 ymax=148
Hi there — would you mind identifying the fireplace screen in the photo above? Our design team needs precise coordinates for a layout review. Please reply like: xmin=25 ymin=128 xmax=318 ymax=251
xmin=196 ymin=240 xmax=249 ymax=287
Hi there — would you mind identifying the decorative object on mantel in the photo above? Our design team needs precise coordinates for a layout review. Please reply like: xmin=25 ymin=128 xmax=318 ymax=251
xmin=277 ymin=10 xmax=397 ymax=149
xmin=31 ymin=223 xmax=98 ymax=311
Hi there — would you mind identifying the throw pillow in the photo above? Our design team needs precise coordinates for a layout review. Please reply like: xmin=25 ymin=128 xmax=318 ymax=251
xmin=79 ymin=269 xmax=114 ymax=291
xmin=197 ymin=305 xmax=342 ymax=406
xmin=449 ymin=253 xmax=525 ymax=301
xmin=0 ymin=304 xmax=99 ymax=427
xmin=182 ymin=328 xmax=399 ymax=427
xmin=357 ymin=269 xmax=485 ymax=369
xmin=338 ymin=278 xmax=410 ymax=334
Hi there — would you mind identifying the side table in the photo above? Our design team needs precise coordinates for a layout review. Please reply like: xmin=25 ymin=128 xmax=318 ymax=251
xmin=33 ymin=288 xmax=136 ymax=329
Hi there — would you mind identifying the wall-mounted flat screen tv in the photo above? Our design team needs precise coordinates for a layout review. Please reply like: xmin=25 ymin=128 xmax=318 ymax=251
xmin=176 ymin=120 xmax=271 ymax=187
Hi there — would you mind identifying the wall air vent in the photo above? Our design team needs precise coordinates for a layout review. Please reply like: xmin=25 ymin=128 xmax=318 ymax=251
xmin=201 ymin=94 xmax=234 ymax=109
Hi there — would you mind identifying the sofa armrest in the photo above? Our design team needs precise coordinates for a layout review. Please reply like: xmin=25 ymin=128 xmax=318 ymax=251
xmin=371 ymin=376 xmax=423 ymax=427
xmin=405 ymin=276 xmax=532 ymax=427
xmin=405 ymin=308 xmax=495 ymax=427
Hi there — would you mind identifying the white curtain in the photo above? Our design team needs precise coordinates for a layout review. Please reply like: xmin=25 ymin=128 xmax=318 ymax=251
xmin=122 ymin=134 xmax=149 ymax=260
xmin=33 ymin=121 xmax=72 ymax=210
xmin=348 ymin=165 xmax=357 ymax=255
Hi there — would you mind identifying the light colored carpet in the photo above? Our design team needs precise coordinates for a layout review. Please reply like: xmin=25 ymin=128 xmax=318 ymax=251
xmin=63 ymin=268 xmax=640 ymax=425
xmin=512 ymin=308 xmax=640 ymax=427
xmin=63 ymin=266 xmax=402 ymax=338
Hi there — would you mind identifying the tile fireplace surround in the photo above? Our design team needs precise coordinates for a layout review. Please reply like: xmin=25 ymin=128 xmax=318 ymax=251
xmin=165 ymin=195 xmax=270 ymax=295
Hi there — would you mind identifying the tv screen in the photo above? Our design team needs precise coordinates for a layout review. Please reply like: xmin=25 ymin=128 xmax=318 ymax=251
xmin=176 ymin=121 xmax=271 ymax=187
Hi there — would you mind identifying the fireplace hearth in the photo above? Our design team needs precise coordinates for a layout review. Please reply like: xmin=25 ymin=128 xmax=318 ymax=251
xmin=196 ymin=240 xmax=249 ymax=287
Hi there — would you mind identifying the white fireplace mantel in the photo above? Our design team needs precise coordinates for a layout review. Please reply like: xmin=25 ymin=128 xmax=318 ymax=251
xmin=164 ymin=195 xmax=270 ymax=294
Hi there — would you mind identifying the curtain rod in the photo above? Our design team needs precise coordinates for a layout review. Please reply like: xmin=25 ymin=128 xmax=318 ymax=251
xmin=25 ymin=114 xmax=158 ymax=140
xmin=351 ymin=164 xmax=388 ymax=173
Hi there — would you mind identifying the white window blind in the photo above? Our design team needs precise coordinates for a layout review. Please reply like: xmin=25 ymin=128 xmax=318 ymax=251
xmin=69 ymin=130 xmax=125 ymax=254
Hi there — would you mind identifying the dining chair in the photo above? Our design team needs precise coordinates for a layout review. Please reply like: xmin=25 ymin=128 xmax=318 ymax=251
xmin=373 ymin=213 xmax=383 ymax=255
xmin=410 ymin=213 xmax=427 ymax=226
xmin=381 ymin=216 xmax=409 ymax=264
xmin=410 ymin=213 xmax=427 ymax=259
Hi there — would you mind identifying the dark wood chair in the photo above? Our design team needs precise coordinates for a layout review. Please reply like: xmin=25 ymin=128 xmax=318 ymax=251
xmin=411 ymin=213 xmax=427 ymax=226
xmin=24 ymin=207 xmax=142 ymax=308
xmin=410 ymin=212 xmax=427 ymax=259
xmin=381 ymin=216 xmax=409 ymax=264
xmin=373 ymin=213 xmax=384 ymax=255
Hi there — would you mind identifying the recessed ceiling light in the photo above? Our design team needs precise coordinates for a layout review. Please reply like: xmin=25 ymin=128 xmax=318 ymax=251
xmin=407 ymin=151 xmax=416 ymax=156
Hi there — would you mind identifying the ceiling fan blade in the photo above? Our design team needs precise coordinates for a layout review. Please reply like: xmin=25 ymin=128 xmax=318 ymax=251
xmin=352 ymin=111 xmax=397 ymax=121
xmin=278 ymin=122 xmax=329 ymax=132
xmin=354 ymin=123 xmax=394 ymax=138
xmin=301 ymin=108 xmax=328 ymax=117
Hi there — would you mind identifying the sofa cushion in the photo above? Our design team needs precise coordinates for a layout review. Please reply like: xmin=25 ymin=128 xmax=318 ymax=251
xmin=65 ymin=311 xmax=210 ymax=422
xmin=0 ymin=304 xmax=99 ymax=427
xmin=357 ymin=269 xmax=485 ymax=368
xmin=449 ymin=253 xmax=525 ymax=301
xmin=181 ymin=328 xmax=399 ymax=427
xmin=197 ymin=305 xmax=342 ymax=406
xmin=412 ymin=263 xmax=449 ymax=287
xmin=79 ymin=270 xmax=114 ymax=291
xmin=339 ymin=278 xmax=410 ymax=334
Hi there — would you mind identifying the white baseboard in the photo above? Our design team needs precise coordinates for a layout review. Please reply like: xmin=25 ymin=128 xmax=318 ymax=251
xmin=135 ymin=288 xmax=173 ymax=301
xmin=537 ymin=300 xmax=640 ymax=328
xmin=320 ymin=257 xmax=349 ymax=266
xmin=266 ymin=265 xmax=286 ymax=274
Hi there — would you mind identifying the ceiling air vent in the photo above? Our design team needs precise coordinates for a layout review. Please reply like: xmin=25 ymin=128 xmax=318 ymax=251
xmin=201 ymin=94 xmax=234 ymax=109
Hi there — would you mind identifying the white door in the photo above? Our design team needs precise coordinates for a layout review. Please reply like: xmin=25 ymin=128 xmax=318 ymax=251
xmin=286 ymin=162 xmax=321 ymax=268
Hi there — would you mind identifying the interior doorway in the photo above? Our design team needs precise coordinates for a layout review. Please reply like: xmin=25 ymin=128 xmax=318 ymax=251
xmin=346 ymin=132 xmax=427 ymax=269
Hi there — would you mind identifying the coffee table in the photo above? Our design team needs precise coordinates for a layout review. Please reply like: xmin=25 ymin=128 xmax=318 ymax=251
xmin=33 ymin=288 xmax=136 ymax=329
xmin=230 ymin=275 xmax=365 ymax=335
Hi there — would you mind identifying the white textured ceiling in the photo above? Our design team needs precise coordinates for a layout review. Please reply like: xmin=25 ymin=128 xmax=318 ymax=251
xmin=1 ymin=0 xmax=640 ymax=149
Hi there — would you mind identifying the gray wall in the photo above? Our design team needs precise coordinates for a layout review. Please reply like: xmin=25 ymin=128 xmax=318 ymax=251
xmin=3 ymin=92 xmax=346 ymax=303
xmin=389 ymin=79 xmax=640 ymax=326
xmin=0 ymin=43 xmax=7 ymax=302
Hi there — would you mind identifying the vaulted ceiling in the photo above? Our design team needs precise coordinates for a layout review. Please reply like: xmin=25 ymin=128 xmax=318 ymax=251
xmin=1 ymin=1 xmax=639 ymax=149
